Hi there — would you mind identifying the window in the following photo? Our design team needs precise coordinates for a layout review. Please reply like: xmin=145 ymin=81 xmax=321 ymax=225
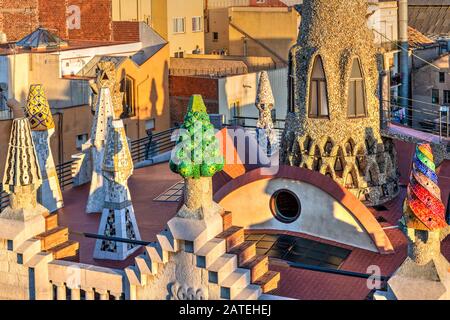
xmin=270 ymin=190 xmax=301 ymax=223
xmin=173 ymin=17 xmax=185 ymax=34
xmin=347 ymin=58 xmax=367 ymax=117
xmin=445 ymin=90 xmax=450 ymax=105
xmin=309 ymin=56 xmax=329 ymax=118
xmin=244 ymin=233 xmax=351 ymax=269
xmin=432 ymin=89 xmax=440 ymax=104
xmin=213 ymin=32 xmax=219 ymax=42
xmin=76 ymin=134 xmax=88 ymax=150
xmin=192 ymin=16 xmax=202 ymax=32
xmin=439 ymin=72 xmax=445 ymax=83
xmin=174 ymin=51 xmax=184 ymax=58
xmin=121 ymin=76 xmax=136 ymax=118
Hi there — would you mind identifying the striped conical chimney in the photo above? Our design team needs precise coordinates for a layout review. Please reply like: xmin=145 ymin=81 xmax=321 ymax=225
xmin=404 ymin=144 xmax=447 ymax=231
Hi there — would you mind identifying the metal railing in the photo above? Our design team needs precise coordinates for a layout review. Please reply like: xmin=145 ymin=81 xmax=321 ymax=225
xmin=130 ymin=127 xmax=178 ymax=164
xmin=0 ymin=185 xmax=8 ymax=211
xmin=382 ymin=99 xmax=450 ymax=140
xmin=57 ymin=160 xmax=74 ymax=191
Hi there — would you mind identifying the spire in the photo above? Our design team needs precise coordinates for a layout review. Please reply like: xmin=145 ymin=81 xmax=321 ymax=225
xmin=255 ymin=71 xmax=274 ymax=108
xmin=94 ymin=120 xmax=141 ymax=261
xmin=1 ymin=117 xmax=45 ymax=221
xmin=25 ymin=84 xmax=55 ymax=131
xmin=3 ymin=118 xmax=41 ymax=194
xmin=24 ymin=84 xmax=63 ymax=213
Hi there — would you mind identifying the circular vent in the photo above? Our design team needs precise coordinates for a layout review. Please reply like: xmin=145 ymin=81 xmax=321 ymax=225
xmin=270 ymin=189 xmax=301 ymax=224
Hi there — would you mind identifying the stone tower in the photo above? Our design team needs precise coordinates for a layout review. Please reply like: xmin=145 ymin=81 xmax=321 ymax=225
xmin=94 ymin=120 xmax=141 ymax=261
xmin=25 ymin=84 xmax=63 ymax=213
xmin=282 ymin=0 xmax=399 ymax=206
xmin=86 ymin=61 xmax=119 ymax=213
xmin=377 ymin=144 xmax=450 ymax=300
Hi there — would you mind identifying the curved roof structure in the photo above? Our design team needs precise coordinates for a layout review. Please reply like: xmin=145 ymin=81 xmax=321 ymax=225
xmin=214 ymin=165 xmax=395 ymax=255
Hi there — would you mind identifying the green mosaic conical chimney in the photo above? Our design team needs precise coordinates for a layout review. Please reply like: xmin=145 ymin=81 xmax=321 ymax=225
xmin=170 ymin=95 xmax=224 ymax=179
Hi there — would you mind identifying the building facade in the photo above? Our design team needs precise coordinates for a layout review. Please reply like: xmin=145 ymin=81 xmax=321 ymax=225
xmin=0 ymin=0 xmax=113 ymax=42
xmin=112 ymin=0 xmax=206 ymax=57
xmin=0 ymin=27 xmax=170 ymax=171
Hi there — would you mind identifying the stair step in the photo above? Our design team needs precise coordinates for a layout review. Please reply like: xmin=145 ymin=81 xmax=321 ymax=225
xmin=234 ymin=284 xmax=262 ymax=300
xmin=196 ymin=238 xmax=226 ymax=269
xmin=145 ymin=242 xmax=168 ymax=264
xmin=220 ymin=268 xmax=251 ymax=300
xmin=157 ymin=230 xmax=179 ymax=253
xmin=135 ymin=255 xmax=158 ymax=276
xmin=125 ymin=266 xmax=141 ymax=286
xmin=216 ymin=226 xmax=244 ymax=251
xmin=47 ymin=240 xmax=79 ymax=260
xmin=228 ymin=241 xmax=256 ymax=265
xmin=208 ymin=254 xmax=237 ymax=284
xmin=15 ymin=239 xmax=42 ymax=264
xmin=45 ymin=214 xmax=58 ymax=231
xmin=36 ymin=226 xmax=69 ymax=251
xmin=220 ymin=211 xmax=233 ymax=230
xmin=240 ymin=255 xmax=269 ymax=282
xmin=254 ymin=271 xmax=281 ymax=294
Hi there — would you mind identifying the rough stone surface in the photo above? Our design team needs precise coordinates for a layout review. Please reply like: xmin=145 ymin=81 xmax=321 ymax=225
xmin=282 ymin=0 xmax=399 ymax=206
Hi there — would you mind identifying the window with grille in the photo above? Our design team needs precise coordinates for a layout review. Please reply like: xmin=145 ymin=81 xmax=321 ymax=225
xmin=244 ymin=233 xmax=351 ymax=270
xmin=347 ymin=58 xmax=367 ymax=118
xmin=309 ymin=56 xmax=329 ymax=118
xmin=173 ymin=17 xmax=185 ymax=34
xmin=192 ymin=16 xmax=202 ymax=32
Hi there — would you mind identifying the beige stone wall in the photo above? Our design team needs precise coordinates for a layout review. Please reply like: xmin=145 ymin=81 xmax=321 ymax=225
xmin=282 ymin=0 xmax=399 ymax=206
xmin=135 ymin=251 xmax=221 ymax=300
xmin=205 ymin=7 xmax=299 ymax=63
xmin=0 ymin=240 xmax=30 ymax=300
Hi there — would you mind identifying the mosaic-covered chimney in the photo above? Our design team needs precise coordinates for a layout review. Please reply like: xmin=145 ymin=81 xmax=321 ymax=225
xmin=86 ymin=61 xmax=119 ymax=213
xmin=170 ymin=95 xmax=224 ymax=220
xmin=25 ymin=84 xmax=63 ymax=213
xmin=255 ymin=71 xmax=276 ymax=157
xmin=1 ymin=118 xmax=45 ymax=221
xmin=94 ymin=120 xmax=141 ymax=260
xmin=282 ymin=0 xmax=399 ymax=206
xmin=379 ymin=144 xmax=450 ymax=300
xmin=402 ymin=144 xmax=447 ymax=265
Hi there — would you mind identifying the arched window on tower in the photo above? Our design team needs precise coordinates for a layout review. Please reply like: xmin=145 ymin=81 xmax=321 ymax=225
xmin=347 ymin=58 xmax=366 ymax=118
xmin=309 ymin=56 xmax=329 ymax=118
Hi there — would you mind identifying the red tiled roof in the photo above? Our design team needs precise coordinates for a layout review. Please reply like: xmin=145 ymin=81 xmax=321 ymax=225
xmin=58 ymin=163 xmax=181 ymax=269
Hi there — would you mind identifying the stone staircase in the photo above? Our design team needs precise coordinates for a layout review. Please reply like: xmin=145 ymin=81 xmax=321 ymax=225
xmin=35 ymin=212 xmax=79 ymax=261
xmin=125 ymin=210 xmax=280 ymax=300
